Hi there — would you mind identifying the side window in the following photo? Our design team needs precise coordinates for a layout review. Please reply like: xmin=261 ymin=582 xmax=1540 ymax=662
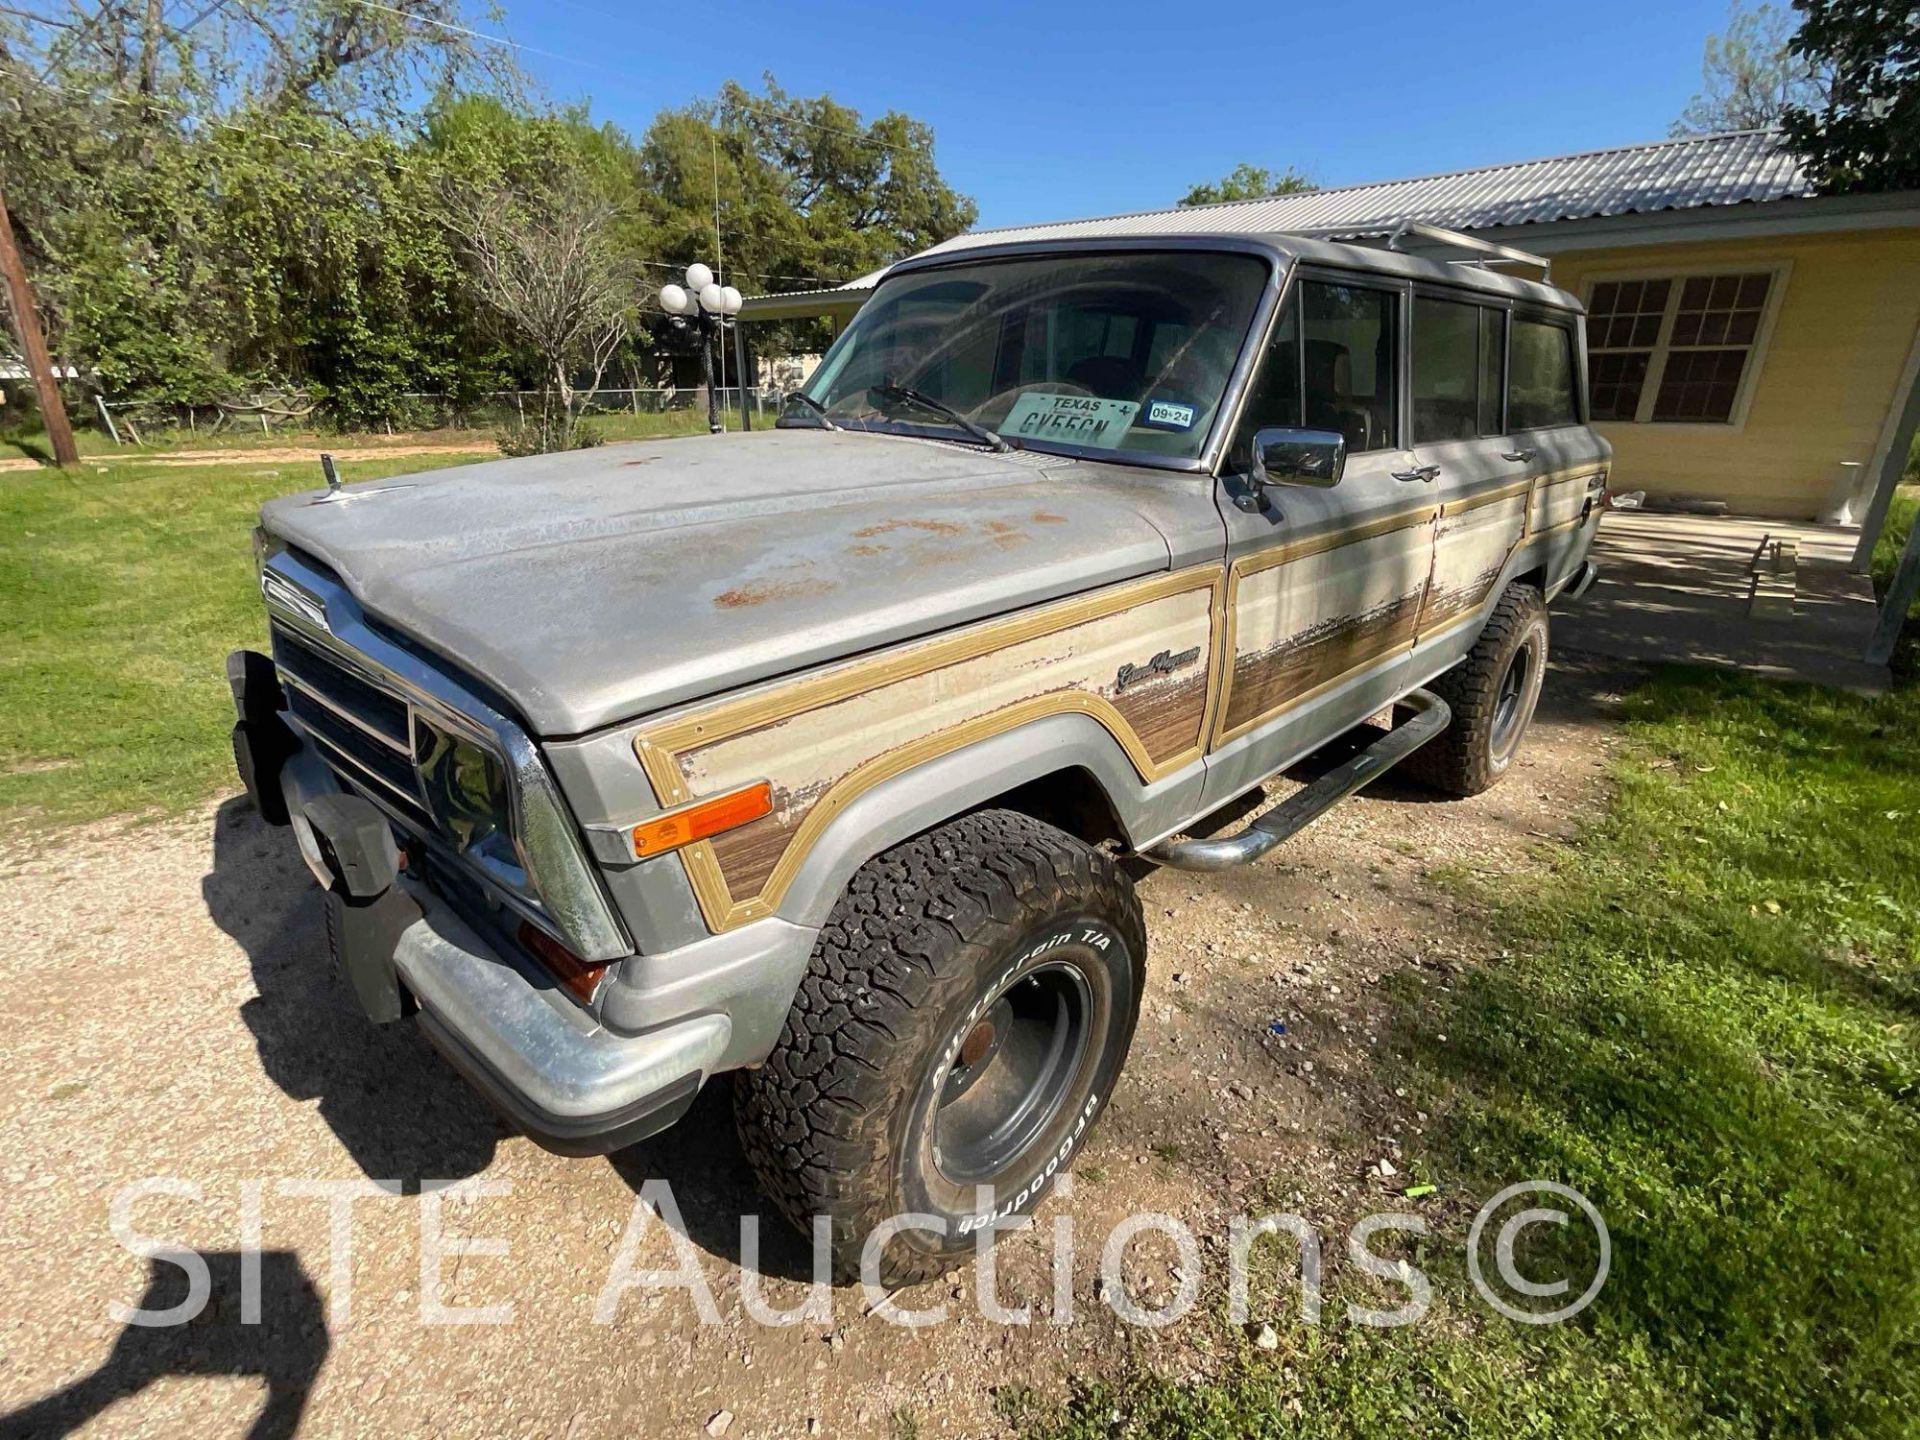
xmin=1478 ymin=309 xmax=1506 ymax=435
xmin=1302 ymin=280 xmax=1397 ymax=452
xmin=1509 ymin=315 xmax=1579 ymax=430
xmin=1229 ymin=302 xmax=1301 ymax=463
xmin=1412 ymin=296 xmax=1480 ymax=443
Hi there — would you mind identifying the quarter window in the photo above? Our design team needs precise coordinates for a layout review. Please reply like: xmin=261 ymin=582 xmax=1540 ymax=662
xmin=1509 ymin=316 xmax=1579 ymax=430
xmin=1585 ymin=271 xmax=1775 ymax=424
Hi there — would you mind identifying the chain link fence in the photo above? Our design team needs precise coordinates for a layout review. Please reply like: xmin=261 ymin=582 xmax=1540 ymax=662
xmin=90 ymin=386 xmax=786 ymax=443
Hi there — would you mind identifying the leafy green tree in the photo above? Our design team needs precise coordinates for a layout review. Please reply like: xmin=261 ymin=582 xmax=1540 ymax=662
xmin=0 ymin=13 xmax=972 ymax=427
xmin=1781 ymin=0 xmax=1920 ymax=192
xmin=635 ymin=75 xmax=977 ymax=351
xmin=1178 ymin=163 xmax=1315 ymax=207
xmin=1672 ymin=2 xmax=1827 ymax=135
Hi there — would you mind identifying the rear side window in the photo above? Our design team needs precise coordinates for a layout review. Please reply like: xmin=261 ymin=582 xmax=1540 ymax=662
xmin=1412 ymin=296 xmax=1481 ymax=442
xmin=1509 ymin=316 xmax=1579 ymax=429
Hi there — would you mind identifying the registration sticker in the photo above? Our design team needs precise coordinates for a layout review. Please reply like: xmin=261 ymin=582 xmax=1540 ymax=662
xmin=1002 ymin=392 xmax=1139 ymax=449
xmin=1141 ymin=399 xmax=1197 ymax=431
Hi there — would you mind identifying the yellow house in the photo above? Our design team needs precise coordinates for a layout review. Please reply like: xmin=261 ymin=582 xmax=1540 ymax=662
xmin=742 ymin=131 xmax=1920 ymax=566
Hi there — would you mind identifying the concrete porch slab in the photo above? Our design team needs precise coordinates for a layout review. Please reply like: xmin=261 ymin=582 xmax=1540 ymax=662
xmin=1552 ymin=510 xmax=1891 ymax=693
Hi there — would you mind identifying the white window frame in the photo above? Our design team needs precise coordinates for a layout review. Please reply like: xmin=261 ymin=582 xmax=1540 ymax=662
xmin=1581 ymin=259 xmax=1792 ymax=432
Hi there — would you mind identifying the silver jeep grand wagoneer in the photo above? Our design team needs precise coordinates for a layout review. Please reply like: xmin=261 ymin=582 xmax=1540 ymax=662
xmin=230 ymin=223 xmax=1605 ymax=1284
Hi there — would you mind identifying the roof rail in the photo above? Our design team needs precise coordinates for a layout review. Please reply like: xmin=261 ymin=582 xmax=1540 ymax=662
xmin=1287 ymin=220 xmax=1552 ymax=281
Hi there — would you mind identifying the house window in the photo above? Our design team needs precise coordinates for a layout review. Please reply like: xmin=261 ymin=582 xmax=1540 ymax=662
xmin=1586 ymin=271 xmax=1776 ymax=425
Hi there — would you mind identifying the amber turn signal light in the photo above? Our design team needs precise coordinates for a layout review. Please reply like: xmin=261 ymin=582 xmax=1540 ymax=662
xmin=517 ymin=921 xmax=609 ymax=1005
xmin=630 ymin=780 xmax=774 ymax=858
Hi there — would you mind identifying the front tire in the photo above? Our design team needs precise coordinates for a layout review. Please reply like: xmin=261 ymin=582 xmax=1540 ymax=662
xmin=1403 ymin=582 xmax=1549 ymax=798
xmin=735 ymin=809 xmax=1145 ymax=1288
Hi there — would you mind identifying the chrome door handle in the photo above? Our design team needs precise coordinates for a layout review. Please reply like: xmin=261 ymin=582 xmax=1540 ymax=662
xmin=1501 ymin=448 xmax=1537 ymax=463
xmin=1392 ymin=464 xmax=1441 ymax=483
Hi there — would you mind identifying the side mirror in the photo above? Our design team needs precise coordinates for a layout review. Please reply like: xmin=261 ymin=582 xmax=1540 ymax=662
xmin=1251 ymin=427 xmax=1346 ymax=490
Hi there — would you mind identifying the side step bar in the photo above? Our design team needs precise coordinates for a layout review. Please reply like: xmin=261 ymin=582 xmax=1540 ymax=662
xmin=1143 ymin=689 xmax=1452 ymax=872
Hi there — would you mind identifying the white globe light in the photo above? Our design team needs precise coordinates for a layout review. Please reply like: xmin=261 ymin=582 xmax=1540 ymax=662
xmin=658 ymin=283 xmax=688 ymax=314
xmin=698 ymin=282 xmax=725 ymax=313
xmin=720 ymin=285 xmax=743 ymax=315
xmin=685 ymin=262 xmax=714 ymax=293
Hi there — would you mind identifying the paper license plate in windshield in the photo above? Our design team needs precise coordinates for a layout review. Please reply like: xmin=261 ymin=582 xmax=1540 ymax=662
xmin=1002 ymin=392 xmax=1139 ymax=449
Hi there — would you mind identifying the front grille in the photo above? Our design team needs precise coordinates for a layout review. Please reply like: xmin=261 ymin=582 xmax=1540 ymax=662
xmin=270 ymin=622 xmax=434 ymax=829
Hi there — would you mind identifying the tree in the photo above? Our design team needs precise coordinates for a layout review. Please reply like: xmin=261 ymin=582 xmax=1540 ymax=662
xmin=441 ymin=159 xmax=639 ymax=450
xmin=0 ymin=0 xmax=521 ymax=420
xmin=0 ymin=16 xmax=971 ymax=430
xmin=634 ymin=75 xmax=978 ymax=352
xmin=1781 ymin=0 xmax=1920 ymax=192
xmin=1178 ymin=163 xmax=1315 ymax=207
xmin=1671 ymin=2 xmax=1827 ymax=135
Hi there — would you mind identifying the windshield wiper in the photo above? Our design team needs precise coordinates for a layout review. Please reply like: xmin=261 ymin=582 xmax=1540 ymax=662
xmin=785 ymin=390 xmax=841 ymax=431
xmin=871 ymin=383 xmax=1011 ymax=453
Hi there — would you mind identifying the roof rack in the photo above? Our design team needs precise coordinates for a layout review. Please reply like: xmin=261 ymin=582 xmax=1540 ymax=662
xmin=1287 ymin=221 xmax=1552 ymax=281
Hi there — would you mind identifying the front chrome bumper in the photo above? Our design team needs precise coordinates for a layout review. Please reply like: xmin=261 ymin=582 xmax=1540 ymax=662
xmin=259 ymin=716 xmax=813 ymax=1155
xmin=396 ymin=886 xmax=727 ymax=1155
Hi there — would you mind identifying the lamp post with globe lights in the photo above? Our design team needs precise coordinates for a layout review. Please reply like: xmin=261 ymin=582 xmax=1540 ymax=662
xmin=658 ymin=262 xmax=743 ymax=433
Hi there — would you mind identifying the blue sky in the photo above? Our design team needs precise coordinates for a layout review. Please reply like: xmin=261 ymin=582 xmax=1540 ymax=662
xmin=506 ymin=0 xmax=1730 ymax=232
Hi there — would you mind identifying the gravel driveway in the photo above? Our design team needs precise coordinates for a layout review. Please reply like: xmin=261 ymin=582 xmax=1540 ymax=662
xmin=0 ymin=660 xmax=1626 ymax=1439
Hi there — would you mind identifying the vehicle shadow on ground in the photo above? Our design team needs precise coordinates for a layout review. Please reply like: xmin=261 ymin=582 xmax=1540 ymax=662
xmin=201 ymin=797 xmax=506 ymax=1190
xmin=604 ymin=1085 xmax=823 ymax=1283
xmin=0 ymin=1251 xmax=327 ymax=1440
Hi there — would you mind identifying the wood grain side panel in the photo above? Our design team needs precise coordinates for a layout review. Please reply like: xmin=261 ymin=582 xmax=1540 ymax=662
xmin=670 ymin=581 xmax=1218 ymax=916
xmin=1218 ymin=521 xmax=1434 ymax=741
xmin=1422 ymin=492 xmax=1526 ymax=636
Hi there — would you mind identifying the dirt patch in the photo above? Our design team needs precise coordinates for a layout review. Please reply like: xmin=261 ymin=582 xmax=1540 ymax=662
xmin=0 ymin=659 xmax=1628 ymax=1438
xmin=0 ymin=757 xmax=71 ymax=777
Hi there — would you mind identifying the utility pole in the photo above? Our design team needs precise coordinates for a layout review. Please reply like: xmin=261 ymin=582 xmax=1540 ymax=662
xmin=0 ymin=183 xmax=78 ymax=467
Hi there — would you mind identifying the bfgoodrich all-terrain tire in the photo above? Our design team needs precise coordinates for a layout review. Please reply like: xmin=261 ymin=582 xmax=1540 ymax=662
xmin=734 ymin=809 xmax=1146 ymax=1288
xmin=1402 ymin=581 xmax=1549 ymax=798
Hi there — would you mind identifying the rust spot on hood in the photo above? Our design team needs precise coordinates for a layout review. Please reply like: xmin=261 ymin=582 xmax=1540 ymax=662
xmin=714 ymin=576 xmax=838 ymax=609
xmin=1032 ymin=510 xmax=1067 ymax=524
xmin=852 ymin=518 xmax=965 ymax=538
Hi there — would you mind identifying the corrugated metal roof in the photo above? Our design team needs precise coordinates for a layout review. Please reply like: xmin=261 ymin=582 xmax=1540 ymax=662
xmin=750 ymin=130 xmax=1810 ymax=308
xmin=921 ymin=129 xmax=1809 ymax=256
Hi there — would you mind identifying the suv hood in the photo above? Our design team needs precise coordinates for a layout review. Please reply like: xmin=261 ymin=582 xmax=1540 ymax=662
xmin=260 ymin=429 xmax=1179 ymax=736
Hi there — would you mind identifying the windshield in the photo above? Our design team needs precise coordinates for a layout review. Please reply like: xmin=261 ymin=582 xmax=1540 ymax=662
xmin=784 ymin=250 xmax=1271 ymax=463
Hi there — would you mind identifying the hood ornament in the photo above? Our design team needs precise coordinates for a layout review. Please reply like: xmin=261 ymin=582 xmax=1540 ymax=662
xmin=306 ymin=452 xmax=417 ymax=506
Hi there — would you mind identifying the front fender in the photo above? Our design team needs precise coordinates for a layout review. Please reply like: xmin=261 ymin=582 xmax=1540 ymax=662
xmin=771 ymin=710 xmax=1207 ymax=931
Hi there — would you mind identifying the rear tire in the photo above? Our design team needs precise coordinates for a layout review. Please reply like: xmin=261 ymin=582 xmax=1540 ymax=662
xmin=1402 ymin=582 xmax=1549 ymax=798
xmin=735 ymin=809 xmax=1145 ymax=1288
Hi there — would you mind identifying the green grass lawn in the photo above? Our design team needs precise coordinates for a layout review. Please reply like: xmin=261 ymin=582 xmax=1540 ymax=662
xmin=1026 ymin=666 xmax=1920 ymax=1438
xmin=1872 ymin=485 xmax=1919 ymax=620
xmin=0 ymin=453 xmax=487 ymax=829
